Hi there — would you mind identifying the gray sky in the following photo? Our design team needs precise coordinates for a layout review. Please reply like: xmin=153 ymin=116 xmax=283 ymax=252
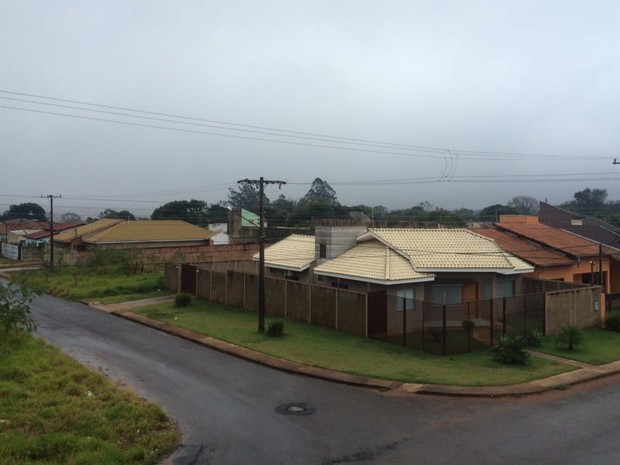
xmin=2 ymin=0 xmax=620 ymax=218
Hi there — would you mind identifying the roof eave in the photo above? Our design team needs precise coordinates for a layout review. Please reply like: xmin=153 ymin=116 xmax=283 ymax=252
xmin=313 ymin=270 xmax=435 ymax=285
xmin=417 ymin=267 xmax=533 ymax=275
xmin=253 ymin=260 xmax=313 ymax=272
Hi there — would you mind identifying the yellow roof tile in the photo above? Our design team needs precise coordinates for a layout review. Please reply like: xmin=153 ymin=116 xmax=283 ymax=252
xmin=84 ymin=220 xmax=213 ymax=243
xmin=363 ymin=228 xmax=532 ymax=273
xmin=254 ymin=235 xmax=316 ymax=271
xmin=314 ymin=241 xmax=434 ymax=284
xmin=53 ymin=219 xmax=123 ymax=242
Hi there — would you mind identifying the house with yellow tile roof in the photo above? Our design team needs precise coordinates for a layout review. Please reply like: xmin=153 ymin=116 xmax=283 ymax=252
xmin=52 ymin=219 xmax=237 ymax=265
xmin=258 ymin=226 xmax=535 ymax=338
xmin=260 ymin=226 xmax=532 ymax=291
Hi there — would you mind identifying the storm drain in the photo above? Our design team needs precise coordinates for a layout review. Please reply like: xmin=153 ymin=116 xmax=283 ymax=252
xmin=275 ymin=403 xmax=316 ymax=416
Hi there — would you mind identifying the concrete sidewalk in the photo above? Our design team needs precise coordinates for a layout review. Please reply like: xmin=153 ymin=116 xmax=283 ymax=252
xmin=88 ymin=297 xmax=620 ymax=398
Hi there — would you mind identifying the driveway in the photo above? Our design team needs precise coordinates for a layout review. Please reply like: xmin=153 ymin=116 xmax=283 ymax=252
xmin=32 ymin=294 xmax=620 ymax=465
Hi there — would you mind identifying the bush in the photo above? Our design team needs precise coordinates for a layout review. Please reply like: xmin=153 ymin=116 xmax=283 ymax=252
xmin=605 ymin=314 xmax=620 ymax=332
xmin=556 ymin=325 xmax=584 ymax=351
xmin=525 ymin=329 xmax=544 ymax=347
xmin=493 ymin=335 xmax=529 ymax=365
xmin=0 ymin=280 xmax=40 ymax=333
xmin=266 ymin=320 xmax=284 ymax=337
xmin=174 ymin=293 xmax=192 ymax=307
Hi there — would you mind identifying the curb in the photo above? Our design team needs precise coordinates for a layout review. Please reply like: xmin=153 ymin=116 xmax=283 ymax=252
xmin=87 ymin=300 xmax=620 ymax=398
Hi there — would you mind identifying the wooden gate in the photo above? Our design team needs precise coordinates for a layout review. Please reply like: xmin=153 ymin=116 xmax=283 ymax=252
xmin=180 ymin=264 xmax=197 ymax=295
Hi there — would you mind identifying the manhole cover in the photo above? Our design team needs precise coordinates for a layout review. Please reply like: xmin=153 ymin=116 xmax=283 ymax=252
xmin=275 ymin=403 xmax=316 ymax=416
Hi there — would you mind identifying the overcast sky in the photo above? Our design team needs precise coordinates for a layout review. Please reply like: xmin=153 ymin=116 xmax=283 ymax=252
xmin=2 ymin=1 xmax=620 ymax=218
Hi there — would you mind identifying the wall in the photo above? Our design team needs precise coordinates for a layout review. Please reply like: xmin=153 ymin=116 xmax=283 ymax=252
xmin=184 ymin=267 xmax=367 ymax=337
xmin=164 ymin=264 xmax=179 ymax=292
xmin=315 ymin=226 xmax=367 ymax=263
xmin=545 ymin=287 xmax=602 ymax=335
xmin=54 ymin=242 xmax=259 ymax=267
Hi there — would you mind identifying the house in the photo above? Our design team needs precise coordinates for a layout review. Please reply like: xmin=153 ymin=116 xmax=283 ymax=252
xmin=176 ymin=225 xmax=602 ymax=349
xmin=489 ymin=215 xmax=620 ymax=295
xmin=23 ymin=222 xmax=83 ymax=247
xmin=539 ymin=201 xmax=620 ymax=250
xmin=254 ymin=226 xmax=536 ymax=337
xmin=257 ymin=234 xmax=316 ymax=282
xmin=259 ymin=226 xmax=532 ymax=298
xmin=53 ymin=219 xmax=246 ymax=265
xmin=312 ymin=226 xmax=533 ymax=300
xmin=228 ymin=208 xmax=261 ymax=241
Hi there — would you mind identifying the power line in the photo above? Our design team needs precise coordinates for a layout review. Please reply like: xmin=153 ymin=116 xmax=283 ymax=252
xmin=0 ymin=89 xmax=611 ymax=161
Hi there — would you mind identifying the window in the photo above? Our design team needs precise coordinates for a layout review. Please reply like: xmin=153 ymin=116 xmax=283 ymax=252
xmin=430 ymin=285 xmax=462 ymax=305
xmin=396 ymin=289 xmax=414 ymax=312
xmin=319 ymin=243 xmax=327 ymax=259
xmin=497 ymin=280 xmax=515 ymax=298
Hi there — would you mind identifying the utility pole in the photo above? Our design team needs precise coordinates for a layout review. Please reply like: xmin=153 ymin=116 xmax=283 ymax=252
xmin=41 ymin=194 xmax=61 ymax=269
xmin=237 ymin=177 xmax=286 ymax=332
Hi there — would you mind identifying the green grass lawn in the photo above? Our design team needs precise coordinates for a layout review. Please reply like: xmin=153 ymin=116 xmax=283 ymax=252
xmin=12 ymin=268 xmax=165 ymax=302
xmin=534 ymin=328 xmax=620 ymax=365
xmin=134 ymin=300 xmax=575 ymax=386
xmin=0 ymin=333 xmax=178 ymax=465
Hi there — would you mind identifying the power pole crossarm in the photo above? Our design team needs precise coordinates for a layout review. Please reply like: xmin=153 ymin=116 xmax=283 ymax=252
xmin=237 ymin=177 xmax=286 ymax=332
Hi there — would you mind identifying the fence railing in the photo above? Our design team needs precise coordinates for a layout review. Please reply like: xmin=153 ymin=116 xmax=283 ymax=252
xmin=373 ymin=294 xmax=546 ymax=355
xmin=166 ymin=263 xmax=603 ymax=355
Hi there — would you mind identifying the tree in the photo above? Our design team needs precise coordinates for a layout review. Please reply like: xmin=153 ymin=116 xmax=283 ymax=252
xmin=268 ymin=195 xmax=297 ymax=227
xmin=151 ymin=200 xmax=209 ymax=226
xmin=478 ymin=204 xmax=519 ymax=222
xmin=453 ymin=208 xmax=477 ymax=223
xmin=507 ymin=196 xmax=539 ymax=215
xmin=207 ymin=203 xmax=229 ymax=224
xmin=99 ymin=209 xmax=136 ymax=221
xmin=303 ymin=178 xmax=339 ymax=207
xmin=571 ymin=188 xmax=607 ymax=215
xmin=60 ymin=212 xmax=82 ymax=223
xmin=1 ymin=203 xmax=47 ymax=221
xmin=228 ymin=183 xmax=264 ymax=212
xmin=0 ymin=280 xmax=40 ymax=333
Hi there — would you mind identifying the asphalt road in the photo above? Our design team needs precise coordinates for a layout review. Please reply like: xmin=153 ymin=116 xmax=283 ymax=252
xmin=32 ymin=294 xmax=620 ymax=465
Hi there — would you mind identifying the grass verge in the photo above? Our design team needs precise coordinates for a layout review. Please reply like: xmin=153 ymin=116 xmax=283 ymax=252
xmin=534 ymin=328 xmax=620 ymax=365
xmin=0 ymin=332 xmax=179 ymax=465
xmin=133 ymin=300 xmax=574 ymax=386
xmin=12 ymin=268 xmax=164 ymax=302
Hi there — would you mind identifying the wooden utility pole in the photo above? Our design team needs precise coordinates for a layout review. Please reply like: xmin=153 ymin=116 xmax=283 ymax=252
xmin=237 ymin=178 xmax=286 ymax=332
xmin=41 ymin=194 xmax=61 ymax=269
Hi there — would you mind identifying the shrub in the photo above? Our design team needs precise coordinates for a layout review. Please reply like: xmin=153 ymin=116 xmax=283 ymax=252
xmin=556 ymin=325 xmax=584 ymax=351
xmin=266 ymin=320 xmax=284 ymax=337
xmin=174 ymin=293 xmax=192 ymax=307
xmin=0 ymin=280 xmax=40 ymax=333
xmin=493 ymin=335 xmax=529 ymax=365
xmin=605 ymin=314 xmax=620 ymax=332
xmin=525 ymin=329 xmax=544 ymax=347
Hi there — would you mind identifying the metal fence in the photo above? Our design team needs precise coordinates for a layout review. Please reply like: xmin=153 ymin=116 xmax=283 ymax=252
xmin=373 ymin=293 xmax=546 ymax=355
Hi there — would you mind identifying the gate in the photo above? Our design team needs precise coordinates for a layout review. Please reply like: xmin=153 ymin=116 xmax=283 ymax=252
xmin=367 ymin=291 xmax=387 ymax=339
xmin=180 ymin=264 xmax=197 ymax=294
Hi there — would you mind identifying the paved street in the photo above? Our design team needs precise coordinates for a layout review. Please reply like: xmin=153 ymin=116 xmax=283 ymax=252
xmin=32 ymin=294 xmax=620 ymax=465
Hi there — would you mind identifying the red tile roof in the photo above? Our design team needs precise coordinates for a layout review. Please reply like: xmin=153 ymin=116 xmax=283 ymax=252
xmin=470 ymin=226 xmax=575 ymax=267
xmin=495 ymin=221 xmax=617 ymax=258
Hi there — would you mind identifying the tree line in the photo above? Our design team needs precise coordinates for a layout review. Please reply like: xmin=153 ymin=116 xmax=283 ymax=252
xmin=3 ymin=182 xmax=620 ymax=228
